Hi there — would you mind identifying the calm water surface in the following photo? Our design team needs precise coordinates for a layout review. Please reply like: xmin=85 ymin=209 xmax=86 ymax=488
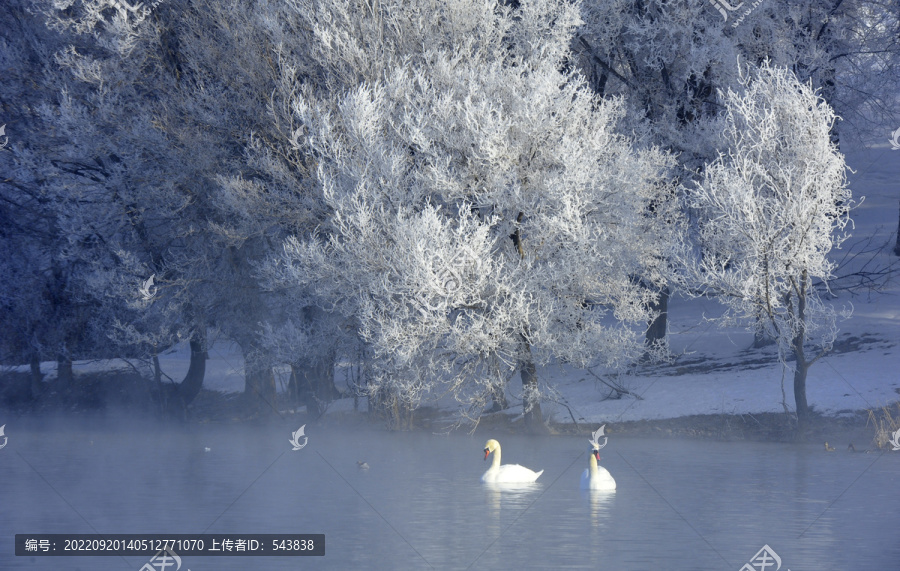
xmin=1 ymin=414 xmax=898 ymax=570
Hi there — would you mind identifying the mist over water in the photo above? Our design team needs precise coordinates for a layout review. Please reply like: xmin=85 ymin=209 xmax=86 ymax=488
xmin=2 ymin=414 xmax=898 ymax=570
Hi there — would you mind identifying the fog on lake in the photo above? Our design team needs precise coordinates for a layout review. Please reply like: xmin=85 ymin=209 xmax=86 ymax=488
xmin=2 ymin=414 xmax=898 ymax=570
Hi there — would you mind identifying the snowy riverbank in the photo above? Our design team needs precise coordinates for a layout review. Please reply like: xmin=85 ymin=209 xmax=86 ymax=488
xmin=3 ymin=141 xmax=899 ymax=440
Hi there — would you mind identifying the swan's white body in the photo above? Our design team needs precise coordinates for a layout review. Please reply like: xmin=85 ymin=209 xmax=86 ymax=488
xmin=482 ymin=439 xmax=543 ymax=483
xmin=580 ymin=450 xmax=616 ymax=490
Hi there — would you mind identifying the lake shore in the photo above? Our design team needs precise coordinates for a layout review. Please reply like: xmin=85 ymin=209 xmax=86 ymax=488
xmin=2 ymin=367 xmax=897 ymax=453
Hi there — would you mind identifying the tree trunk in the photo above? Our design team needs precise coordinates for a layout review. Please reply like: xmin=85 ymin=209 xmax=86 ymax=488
xmin=176 ymin=334 xmax=207 ymax=405
xmin=291 ymin=351 xmax=338 ymax=418
xmin=815 ymin=15 xmax=840 ymax=149
xmin=792 ymin=270 xmax=811 ymax=438
xmin=29 ymin=354 xmax=43 ymax=399
xmin=151 ymin=353 xmax=171 ymax=414
xmin=152 ymin=354 xmax=162 ymax=385
xmin=488 ymin=385 xmax=509 ymax=413
xmin=753 ymin=267 xmax=775 ymax=348
xmin=368 ymin=385 xmax=410 ymax=430
xmin=222 ymin=242 xmax=277 ymax=416
xmin=288 ymin=364 xmax=301 ymax=408
xmin=290 ymin=305 xmax=340 ymax=418
xmin=57 ymin=355 xmax=73 ymax=386
xmin=645 ymin=287 xmax=669 ymax=350
xmin=520 ymin=339 xmax=546 ymax=433
xmin=244 ymin=351 xmax=277 ymax=417
xmin=894 ymin=199 xmax=900 ymax=256
xmin=150 ymin=332 xmax=206 ymax=417
xmin=510 ymin=212 xmax=545 ymax=432
xmin=793 ymin=353 xmax=810 ymax=438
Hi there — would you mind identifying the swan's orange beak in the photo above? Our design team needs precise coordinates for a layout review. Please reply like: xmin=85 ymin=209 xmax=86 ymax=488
xmin=593 ymin=450 xmax=601 ymax=461
xmin=484 ymin=448 xmax=490 ymax=460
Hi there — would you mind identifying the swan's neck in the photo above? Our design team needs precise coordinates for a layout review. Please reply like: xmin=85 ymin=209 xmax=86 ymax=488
xmin=589 ymin=452 xmax=598 ymax=478
xmin=491 ymin=446 xmax=501 ymax=470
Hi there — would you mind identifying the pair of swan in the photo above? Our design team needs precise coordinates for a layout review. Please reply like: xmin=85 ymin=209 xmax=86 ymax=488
xmin=481 ymin=426 xmax=616 ymax=490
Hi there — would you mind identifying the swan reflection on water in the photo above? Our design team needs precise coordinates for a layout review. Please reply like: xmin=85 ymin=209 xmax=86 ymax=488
xmin=483 ymin=481 xmax=542 ymax=512
xmin=482 ymin=480 xmax=542 ymax=537
xmin=584 ymin=489 xmax=615 ymax=530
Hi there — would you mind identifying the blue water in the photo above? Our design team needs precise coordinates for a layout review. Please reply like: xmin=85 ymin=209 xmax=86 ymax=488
xmin=1 ymin=415 xmax=898 ymax=570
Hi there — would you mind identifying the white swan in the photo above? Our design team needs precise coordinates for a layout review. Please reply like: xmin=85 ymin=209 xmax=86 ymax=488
xmin=581 ymin=425 xmax=616 ymax=491
xmin=580 ymin=448 xmax=616 ymax=490
xmin=481 ymin=439 xmax=543 ymax=483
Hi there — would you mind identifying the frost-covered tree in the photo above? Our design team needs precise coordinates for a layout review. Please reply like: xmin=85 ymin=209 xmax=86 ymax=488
xmin=576 ymin=1 xmax=743 ymax=349
xmin=678 ymin=62 xmax=853 ymax=434
xmin=577 ymin=0 xmax=900 ymax=348
xmin=14 ymin=0 xmax=217 ymax=405
xmin=732 ymin=0 xmax=900 ymax=145
xmin=578 ymin=0 xmax=738 ymax=156
xmin=579 ymin=0 xmax=900 ymax=145
xmin=0 ymin=0 xmax=107 ymax=389
xmin=29 ymin=0 xmax=331 ymax=412
xmin=269 ymin=0 xmax=676 ymax=430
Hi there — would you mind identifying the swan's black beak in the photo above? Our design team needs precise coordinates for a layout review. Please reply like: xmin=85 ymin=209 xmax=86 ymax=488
xmin=484 ymin=448 xmax=490 ymax=461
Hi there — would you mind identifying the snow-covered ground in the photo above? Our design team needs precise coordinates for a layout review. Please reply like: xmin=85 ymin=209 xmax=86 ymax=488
xmin=14 ymin=141 xmax=900 ymax=425
xmin=558 ymin=138 xmax=900 ymax=424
